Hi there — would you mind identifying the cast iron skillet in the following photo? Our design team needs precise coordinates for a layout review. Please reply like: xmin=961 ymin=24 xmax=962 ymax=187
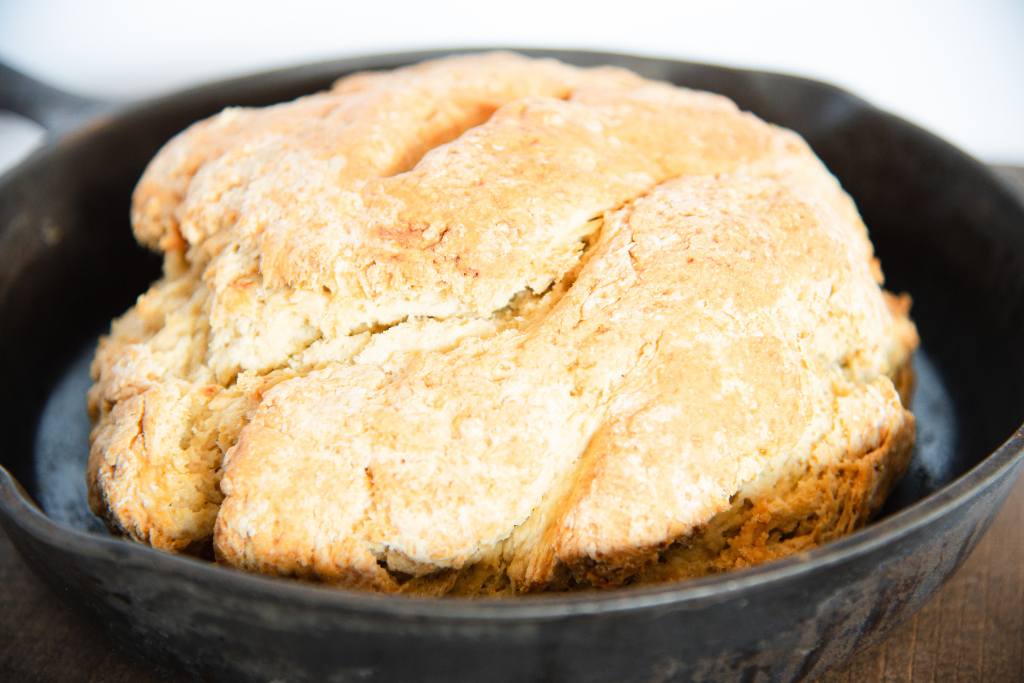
xmin=0 ymin=49 xmax=1022 ymax=682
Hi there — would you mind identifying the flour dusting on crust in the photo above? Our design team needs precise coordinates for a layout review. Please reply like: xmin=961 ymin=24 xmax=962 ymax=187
xmin=87 ymin=53 xmax=918 ymax=594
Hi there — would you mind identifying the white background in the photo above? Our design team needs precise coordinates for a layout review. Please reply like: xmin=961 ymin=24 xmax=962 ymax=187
xmin=0 ymin=0 xmax=1022 ymax=172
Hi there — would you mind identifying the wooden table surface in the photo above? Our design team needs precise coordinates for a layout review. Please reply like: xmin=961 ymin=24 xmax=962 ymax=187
xmin=2 ymin=168 xmax=1023 ymax=683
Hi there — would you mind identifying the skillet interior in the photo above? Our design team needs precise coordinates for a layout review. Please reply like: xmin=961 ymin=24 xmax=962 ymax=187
xmin=4 ymin=49 xmax=1023 ymax=538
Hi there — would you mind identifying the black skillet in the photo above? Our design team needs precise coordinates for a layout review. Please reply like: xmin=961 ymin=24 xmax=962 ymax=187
xmin=1 ymin=49 xmax=1022 ymax=682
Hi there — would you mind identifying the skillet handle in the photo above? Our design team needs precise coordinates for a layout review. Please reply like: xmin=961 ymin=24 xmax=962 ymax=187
xmin=0 ymin=60 xmax=109 ymax=135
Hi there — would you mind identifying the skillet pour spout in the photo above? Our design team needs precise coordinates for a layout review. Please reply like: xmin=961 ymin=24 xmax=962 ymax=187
xmin=0 ymin=49 xmax=1023 ymax=682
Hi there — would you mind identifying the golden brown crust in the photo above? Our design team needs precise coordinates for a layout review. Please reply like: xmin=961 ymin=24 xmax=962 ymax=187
xmin=626 ymin=371 xmax=916 ymax=588
xmin=87 ymin=53 xmax=919 ymax=593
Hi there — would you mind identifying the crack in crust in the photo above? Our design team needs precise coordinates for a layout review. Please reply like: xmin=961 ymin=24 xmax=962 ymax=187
xmin=87 ymin=52 xmax=919 ymax=594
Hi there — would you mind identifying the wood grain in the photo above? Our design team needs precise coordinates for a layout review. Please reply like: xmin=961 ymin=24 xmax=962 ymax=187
xmin=0 ymin=167 xmax=1022 ymax=683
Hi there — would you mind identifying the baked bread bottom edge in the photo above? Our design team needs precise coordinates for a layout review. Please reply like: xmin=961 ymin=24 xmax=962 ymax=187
xmin=346 ymin=359 xmax=917 ymax=597
xmin=626 ymin=361 xmax=915 ymax=590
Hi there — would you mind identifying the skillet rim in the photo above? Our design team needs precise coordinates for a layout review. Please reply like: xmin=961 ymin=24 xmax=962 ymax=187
xmin=1 ymin=47 xmax=1022 ymax=621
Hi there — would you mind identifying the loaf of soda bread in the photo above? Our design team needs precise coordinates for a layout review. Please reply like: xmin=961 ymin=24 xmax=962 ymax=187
xmin=87 ymin=52 xmax=918 ymax=595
